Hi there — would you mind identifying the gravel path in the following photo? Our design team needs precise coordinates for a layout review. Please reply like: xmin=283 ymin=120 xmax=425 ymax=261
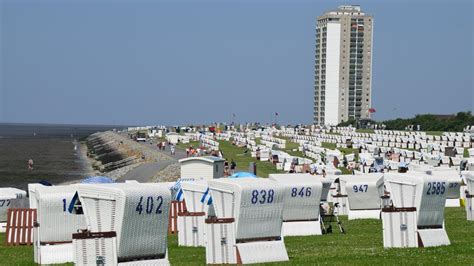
xmin=112 ymin=136 xmax=187 ymax=182
xmin=88 ymin=132 xmax=196 ymax=183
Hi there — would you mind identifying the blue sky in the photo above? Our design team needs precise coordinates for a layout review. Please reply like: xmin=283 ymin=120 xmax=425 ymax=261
xmin=1 ymin=0 xmax=472 ymax=125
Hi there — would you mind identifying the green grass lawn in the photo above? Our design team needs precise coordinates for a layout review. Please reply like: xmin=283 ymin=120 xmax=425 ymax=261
xmin=176 ymin=140 xmax=200 ymax=150
xmin=0 ymin=234 xmax=36 ymax=265
xmin=278 ymin=137 xmax=306 ymax=158
xmin=426 ymin=131 xmax=444 ymax=136
xmin=2 ymin=208 xmax=472 ymax=265
xmin=218 ymin=140 xmax=284 ymax=177
xmin=355 ymin=129 xmax=375 ymax=134
xmin=321 ymin=142 xmax=337 ymax=150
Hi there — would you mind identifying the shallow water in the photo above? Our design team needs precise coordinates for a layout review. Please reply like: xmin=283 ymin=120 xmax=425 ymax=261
xmin=0 ymin=123 xmax=122 ymax=190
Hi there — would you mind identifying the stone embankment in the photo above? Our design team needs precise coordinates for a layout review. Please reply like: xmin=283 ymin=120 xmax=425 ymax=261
xmin=151 ymin=162 xmax=180 ymax=182
xmin=86 ymin=131 xmax=179 ymax=181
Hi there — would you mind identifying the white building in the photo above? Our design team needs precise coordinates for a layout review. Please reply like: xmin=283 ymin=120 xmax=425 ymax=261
xmin=179 ymin=156 xmax=225 ymax=180
xmin=314 ymin=5 xmax=374 ymax=125
xmin=165 ymin=132 xmax=190 ymax=144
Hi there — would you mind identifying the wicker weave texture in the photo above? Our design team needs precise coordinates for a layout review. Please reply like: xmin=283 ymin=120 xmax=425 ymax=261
xmin=78 ymin=183 xmax=171 ymax=260
xmin=381 ymin=210 xmax=417 ymax=248
xmin=269 ymin=174 xmax=323 ymax=221
xmin=320 ymin=178 xmax=333 ymax=202
xmin=417 ymin=229 xmax=450 ymax=247
xmin=73 ymin=236 xmax=118 ymax=265
xmin=384 ymin=175 xmax=418 ymax=208
xmin=0 ymin=188 xmax=27 ymax=222
xmin=429 ymin=170 xmax=462 ymax=199
xmin=80 ymin=197 xmax=117 ymax=232
xmin=342 ymin=174 xmax=384 ymax=210
xmin=209 ymin=178 xmax=284 ymax=240
xmin=35 ymin=185 xmax=86 ymax=243
xmin=385 ymin=173 xmax=448 ymax=227
xmin=28 ymin=184 xmax=42 ymax=209
xmin=205 ymin=222 xmax=236 ymax=264
xmin=178 ymin=215 xmax=206 ymax=247
xmin=181 ymin=181 xmax=209 ymax=214
xmin=348 ymin=209 xmax=381 ymax=220
xmin=236 ymin=240 xmax=289 ymax=264
xmin=38 ymin=243 xmax=74 ymax=264
xmin=118 ymin=257 xmax=170 ymax=265
xmin=282 ymin=220 xmax=322 ymax=236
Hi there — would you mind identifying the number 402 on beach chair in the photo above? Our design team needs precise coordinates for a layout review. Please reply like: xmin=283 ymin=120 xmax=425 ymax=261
xmin=70 ymin=183 xmax=171 ymax=265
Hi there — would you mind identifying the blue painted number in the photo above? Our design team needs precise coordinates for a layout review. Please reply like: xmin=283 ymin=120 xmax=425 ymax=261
xmin=427 ymin=182 xmax=446 ymax=195
xmin=136 ymin=196 xmax=164 ymax=215
xmin=291 ymin=187 xmax=312 ymax=197
xmin=251 ymin=189 xmax=274 ymax=204
xmin=353 ymin=184 xmax=368 ymax=193
xmin=0 ymin=200 xmax=10 ymax=207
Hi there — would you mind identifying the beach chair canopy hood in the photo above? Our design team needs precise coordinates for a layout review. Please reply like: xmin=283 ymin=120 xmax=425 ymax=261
xmin=340 ymin=173 xmax=384 ymax=210
xmin=76 ymin=183 xmax=171 ymax=260
xmin=208 ymin=178 xmax=285 ymax=240
xmin=269 ymin=173 xmax=323 ymax=221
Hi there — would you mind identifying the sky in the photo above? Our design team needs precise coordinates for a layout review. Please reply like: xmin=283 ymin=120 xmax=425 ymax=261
xmin=0 ymin=0 xmax=473 ymax=125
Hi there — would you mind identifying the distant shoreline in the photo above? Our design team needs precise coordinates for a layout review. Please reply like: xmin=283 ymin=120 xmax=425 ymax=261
xmin=0 ymin=122 xmax=131 ymax=128
xmin=59 ymin=140 xmax=97 ymax=185
xmin=0 ymin=125 xmax=122 ymax=189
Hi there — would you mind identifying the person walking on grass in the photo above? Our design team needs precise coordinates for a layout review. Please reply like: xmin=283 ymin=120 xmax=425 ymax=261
xmin=170 ymin=145 xmax=176 ymax=155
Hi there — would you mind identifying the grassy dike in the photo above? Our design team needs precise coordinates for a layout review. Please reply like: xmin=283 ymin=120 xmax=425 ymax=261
xmin=218 ymin=140 xmax=284 ymax=177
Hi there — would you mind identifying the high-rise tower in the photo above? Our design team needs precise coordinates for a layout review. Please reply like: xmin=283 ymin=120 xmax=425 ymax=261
xmin=314 ymin=5 xmax=373 ymax=125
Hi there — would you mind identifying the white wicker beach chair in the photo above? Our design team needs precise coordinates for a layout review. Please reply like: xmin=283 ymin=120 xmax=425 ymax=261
xmin=0 ymin=188 xmax=27 ymax=222
xmin=0 ymin=187 xmax=27 ymax=233
xmin=74 ymin=183 xmax=171 ymax=265
xmin=384 ymin=173 xmax=450 ymax=247
xmin=425 ymin=170 xmax=462 ymax=207
xmin=206 ymin=178 xmax=288 ymax=264
xmin=177 ymin=180 xmax=213 ymax=247
xmin=269 ymin=174 xmax=323 ymax=236
xmin=33 ymin=185 xmax=86 ymax=265
xmin=340 ymin=174 xmax=384 ymax=220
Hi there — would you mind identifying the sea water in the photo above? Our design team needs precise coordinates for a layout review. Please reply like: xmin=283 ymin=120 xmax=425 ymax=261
xmin=0 ymin=123 xmax=121 ymax=190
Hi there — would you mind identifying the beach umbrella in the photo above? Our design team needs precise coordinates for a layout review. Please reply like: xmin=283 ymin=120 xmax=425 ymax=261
xmin=81 ymin=176 xmax=114 ymax=184
xmin=230 ymin=172 xmax=257 ymax=178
